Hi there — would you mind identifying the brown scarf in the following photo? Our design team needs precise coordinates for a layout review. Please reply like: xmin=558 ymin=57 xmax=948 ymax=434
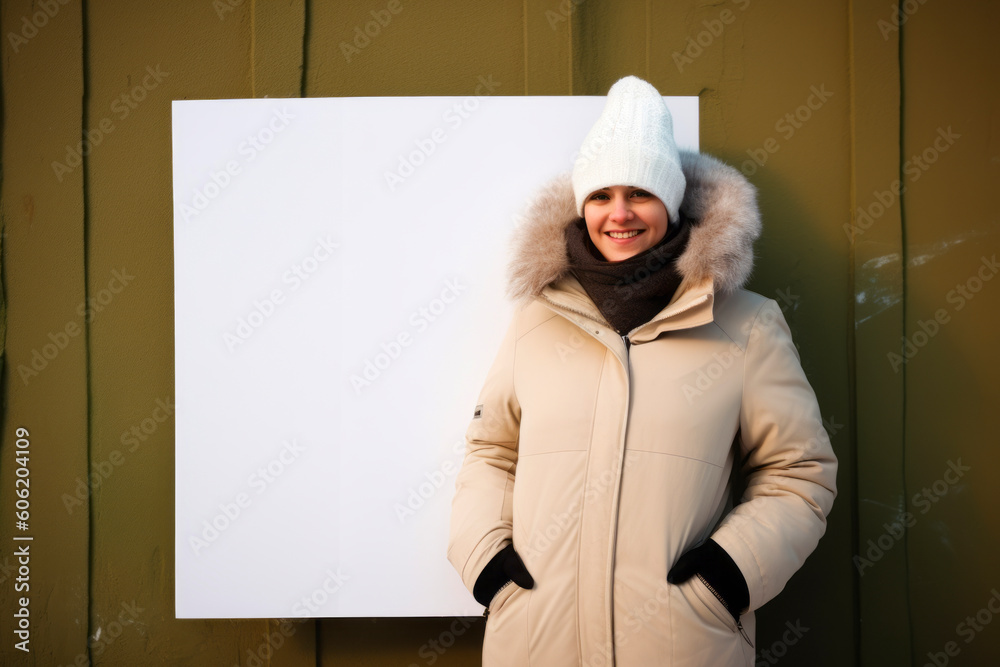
xmin=564 ymin=217 xmax=691 ymax=336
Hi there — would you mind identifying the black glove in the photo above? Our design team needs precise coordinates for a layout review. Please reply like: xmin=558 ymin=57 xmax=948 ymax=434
xmin=667 ymin=538 xmax=749 ymax=622
xmin=473 ymin=543 xmax=535 ymax=607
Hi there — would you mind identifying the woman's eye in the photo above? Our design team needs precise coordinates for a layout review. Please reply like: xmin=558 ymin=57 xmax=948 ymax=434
xmin=631 ymin=190 xmax=651 ymax=198
xmin=590 ymin=193 xmax=609 ymax=200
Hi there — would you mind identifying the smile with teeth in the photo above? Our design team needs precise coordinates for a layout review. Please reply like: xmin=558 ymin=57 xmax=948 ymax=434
xmin=607 ymin=229 xmax=643 ymax=239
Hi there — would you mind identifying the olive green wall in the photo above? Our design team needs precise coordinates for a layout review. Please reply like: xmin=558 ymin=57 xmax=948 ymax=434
xmin=0 ymin=1 xmax=995 ymax=665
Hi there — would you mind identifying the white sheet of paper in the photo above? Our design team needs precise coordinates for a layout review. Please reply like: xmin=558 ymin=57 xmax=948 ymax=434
xmin=173 ymin=93 xmax=699 ymax=618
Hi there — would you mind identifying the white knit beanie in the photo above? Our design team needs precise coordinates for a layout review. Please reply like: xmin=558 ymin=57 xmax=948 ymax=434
xmin=571 ymin=75 xmax=686 ymax=224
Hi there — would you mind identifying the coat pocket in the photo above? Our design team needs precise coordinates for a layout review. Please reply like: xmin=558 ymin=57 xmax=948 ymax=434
xmin=482 ymin=582 xmax=530 ymax=666
xmin=690 ymin=574 xmax=738 ymax=633
xmin=669 ymin=578 xmax=753 ymax=666
xmin=486 ymin=580 xmax=518 ymax=619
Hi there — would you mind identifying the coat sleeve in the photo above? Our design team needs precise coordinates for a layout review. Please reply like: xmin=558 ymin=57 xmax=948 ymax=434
xmin=709 ymin=298 xmax=838 ymax=612
xmin=447 ymin=312 xmax=522 ymax=596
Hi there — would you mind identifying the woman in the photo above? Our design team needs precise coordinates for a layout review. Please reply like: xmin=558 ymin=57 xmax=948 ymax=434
xmin=448 ymin=75 xmax=838 ymax=666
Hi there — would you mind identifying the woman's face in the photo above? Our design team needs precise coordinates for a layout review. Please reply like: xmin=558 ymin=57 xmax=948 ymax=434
xmin=583 ymin=185 xmax=670 ymax=262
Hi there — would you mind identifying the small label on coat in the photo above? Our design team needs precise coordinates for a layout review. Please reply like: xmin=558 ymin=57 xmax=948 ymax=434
xmin=473 ymin=404 xmax=483 ymax=419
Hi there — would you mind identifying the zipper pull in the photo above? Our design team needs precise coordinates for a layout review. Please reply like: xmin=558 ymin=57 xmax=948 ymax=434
xmin=622 ymin=334 xmax=631 ymax=354
xmin=736 ymin=618 xmax=753 ymax=647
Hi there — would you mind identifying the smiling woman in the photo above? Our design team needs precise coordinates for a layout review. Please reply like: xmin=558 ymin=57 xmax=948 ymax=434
xmin=582 ymin=186 xmax=671 ymax=261
xmin=448 ymin=75 xmax=838 ymax=667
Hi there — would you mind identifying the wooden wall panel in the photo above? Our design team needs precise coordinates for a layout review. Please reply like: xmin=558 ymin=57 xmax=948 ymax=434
xmin=1 ymin=1 xmax=996 ymax=665
xmin=901 ymin=0 xmax=1000 ymax=664
xmin=849 ymin=0 xmax=910 ymax=663
xmin=0 ymin=0 xmax=89 ymax=663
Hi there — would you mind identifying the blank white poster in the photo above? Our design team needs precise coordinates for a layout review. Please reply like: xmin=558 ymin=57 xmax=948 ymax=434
xmin=173 ymin=92 xmax=698 ymax=618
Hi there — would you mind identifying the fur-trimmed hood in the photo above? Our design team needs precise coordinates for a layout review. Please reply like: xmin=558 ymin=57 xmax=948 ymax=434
xmin=506 ymin=150 xmax=762 ymax=306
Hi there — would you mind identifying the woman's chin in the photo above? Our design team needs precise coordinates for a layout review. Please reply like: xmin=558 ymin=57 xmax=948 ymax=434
xmin=598 ymin=245 xmax=648 ymax=262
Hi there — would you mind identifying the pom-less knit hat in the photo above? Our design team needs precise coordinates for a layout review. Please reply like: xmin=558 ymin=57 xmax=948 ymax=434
xmin=571 ymin=75 xmax=686 ymax=224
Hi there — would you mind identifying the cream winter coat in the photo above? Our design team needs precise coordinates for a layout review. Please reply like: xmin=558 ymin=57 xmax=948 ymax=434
xmin=447 ymin=150 xmax=838 ymax=666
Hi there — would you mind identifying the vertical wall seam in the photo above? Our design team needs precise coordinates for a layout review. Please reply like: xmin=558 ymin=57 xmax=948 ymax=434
xmin=568 ymin=0 xmax=574 ymax=95
xmin=0 ymin=4 xmax=6 ymax=392
xmin=299 ymin=0 xmax=311 ymax=98
xmin=896 ymin=3 xmax=914 ymax=659
xmin=645 ymin=0 xmax=650 ymax=80
xmin=314 ymin=618 xmax=322 ymax=667
xmin=80 ymin=0 xmax=94 ymax=664
xmin=522 ymin=0 xmax=528 ymax=95
xmin=0 ymin=14 xmax=8 ymax=619
xmin=291 ymin=3 xmax=319 ymax=662
xmin=845 ymin=5 xmax=862 ymax=665
xmin=250 ymin=0 xmax=257 ymax=97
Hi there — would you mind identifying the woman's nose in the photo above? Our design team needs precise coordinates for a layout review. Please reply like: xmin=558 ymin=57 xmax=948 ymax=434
xmin=609 ymin=196 xmax=632 ymax=222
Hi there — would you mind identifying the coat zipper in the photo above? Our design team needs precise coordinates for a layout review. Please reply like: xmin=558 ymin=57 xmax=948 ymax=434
xmin=538 ymin=296 xmax=621 ymax=661
xmin=535 ymin=295 xmax=676 ymax=664
xmin=482 ymin=579 xmax=515 ymax=619
xmin=621 ymin=330 xmax=753 ymax=653
xmin=602 ymin=333 xmax=633 ymax=664
xmin=696 ymin=573 xmax=753 ymax=647
xmin=624 ymin=300 xmax=753 ymax=654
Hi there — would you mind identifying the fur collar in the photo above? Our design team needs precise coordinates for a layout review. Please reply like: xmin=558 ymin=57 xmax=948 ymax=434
xmin=505 ymin=150 xmax=762 ymax=305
